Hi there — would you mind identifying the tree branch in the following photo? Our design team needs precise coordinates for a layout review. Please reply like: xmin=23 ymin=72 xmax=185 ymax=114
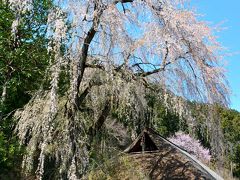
xmin=85 ymin=63 xmax=105 ymax=70
xmin=113 ymin=0 xmax=134 ymax=5
xmin=135 ymin=62 xmax=171 ymax=77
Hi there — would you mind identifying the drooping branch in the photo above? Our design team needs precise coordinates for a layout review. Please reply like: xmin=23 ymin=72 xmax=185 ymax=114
xmin=88 ymin=98 xmax=111 ymax=144
xmin=76 ymin=0 xmax=135 ymax=95
xmin=72 ymin=0 xmax=133 ymax=109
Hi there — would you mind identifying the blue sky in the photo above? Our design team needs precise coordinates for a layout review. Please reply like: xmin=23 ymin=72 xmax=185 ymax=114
xmin=191 ymin=0 xmax=240 ymax=111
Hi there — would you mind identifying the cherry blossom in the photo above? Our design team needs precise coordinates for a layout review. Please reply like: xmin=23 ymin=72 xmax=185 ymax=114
xmin=168 ymin=131 xmax=211 ymax=163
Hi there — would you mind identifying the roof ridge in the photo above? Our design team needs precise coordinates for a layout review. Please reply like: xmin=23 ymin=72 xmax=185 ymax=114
xmin=124 ymin=128 xmax=223 ymax=180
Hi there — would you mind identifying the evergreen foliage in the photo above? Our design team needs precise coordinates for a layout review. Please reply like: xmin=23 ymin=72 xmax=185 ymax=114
xmin=0 ymin=0 xmax=52 ymax=177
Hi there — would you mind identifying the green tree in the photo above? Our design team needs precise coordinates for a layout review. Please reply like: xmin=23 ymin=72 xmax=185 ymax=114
xmin=0 ymin=0 xmax=52 ymax=177
xmin=0 ymin=0 xmax=51 ymax=117
xmin=219 ymin=107 xmax=240 ymax=177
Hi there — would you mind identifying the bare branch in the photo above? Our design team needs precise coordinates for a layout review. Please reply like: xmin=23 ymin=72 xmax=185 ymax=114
xmin=85 ymin=63 xmax=105 ymax=70
xmin=135 ymin=62 xmax=171 ymax=77
xmin=113 ymin=0 xmax=134 ymax=5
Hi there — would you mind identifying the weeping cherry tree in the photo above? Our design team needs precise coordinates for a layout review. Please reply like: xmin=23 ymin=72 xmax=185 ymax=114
xmin=7 ymin=0 xmax=229 ymax=179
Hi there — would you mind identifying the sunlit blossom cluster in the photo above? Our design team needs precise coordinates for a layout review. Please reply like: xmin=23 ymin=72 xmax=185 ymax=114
xmin=8 ymin=0 xmax=32 ymax=40
xmin=9 ymin=0 xmax=33 ymax=13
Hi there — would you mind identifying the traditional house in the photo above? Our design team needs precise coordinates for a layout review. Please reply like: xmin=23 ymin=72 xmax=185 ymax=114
xmin=124 ymin=128 xmax=223 ymax=180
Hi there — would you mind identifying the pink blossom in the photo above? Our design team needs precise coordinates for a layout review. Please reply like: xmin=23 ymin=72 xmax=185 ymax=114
xmin=168 ymin=131 xmax=211 ymax=163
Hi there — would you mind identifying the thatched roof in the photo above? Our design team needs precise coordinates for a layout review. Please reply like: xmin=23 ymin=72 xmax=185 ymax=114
xmin=124 ymin=128 xmax=223 ymax=180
